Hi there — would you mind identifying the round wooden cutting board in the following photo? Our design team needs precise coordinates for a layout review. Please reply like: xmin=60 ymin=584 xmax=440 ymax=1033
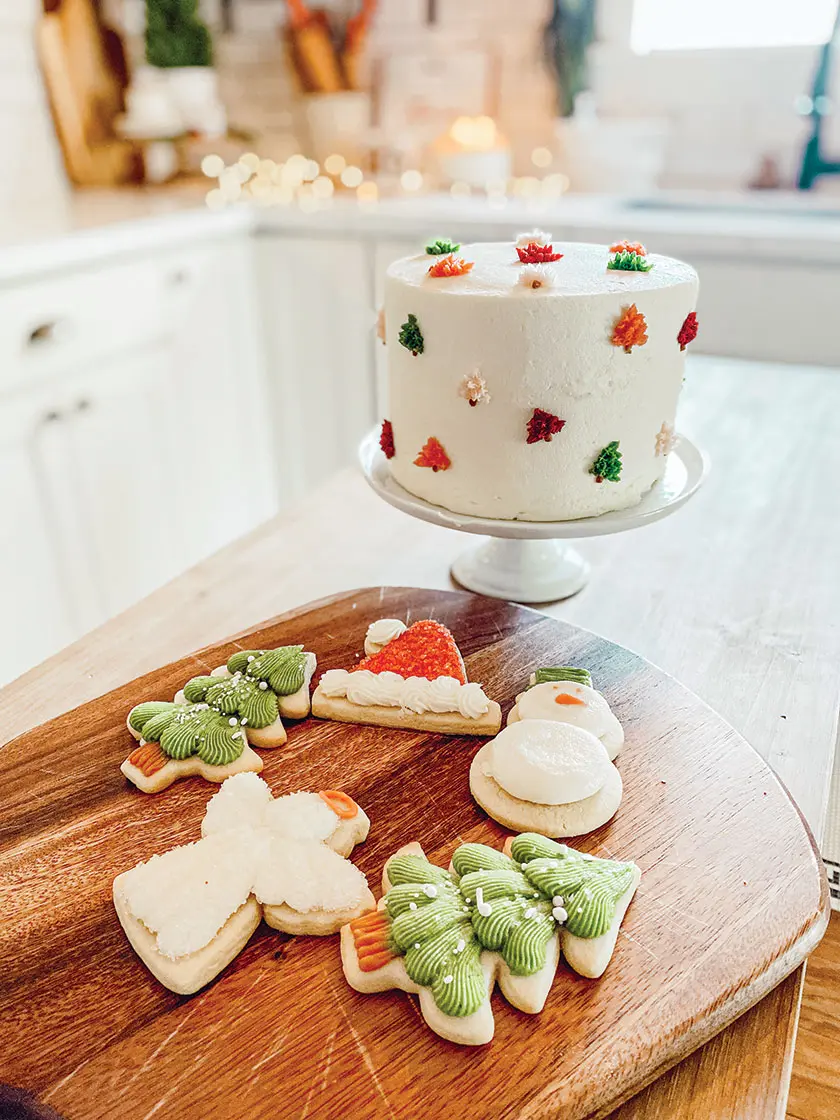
xmin=0 ymin=588 xmax=828 ymax=1120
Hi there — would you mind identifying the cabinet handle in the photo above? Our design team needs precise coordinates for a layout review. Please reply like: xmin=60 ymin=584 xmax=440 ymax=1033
xmin=75 ymin=398 xmax=91 ymax=412
xmin=43 ymin=409 xmax=62 ymax=423
xmin=27 ymin=321 xmax=66 ymax=348
xmin=169 ymin=269 xmax=190 ymax=286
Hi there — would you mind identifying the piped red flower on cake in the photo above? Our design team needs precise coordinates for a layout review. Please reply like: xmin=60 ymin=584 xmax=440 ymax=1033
xmin=516 ymin=242 xmax=564 ymax=264
xmin=379 ymin=419 xmax=395 ymax=459
xmin=527 ymin=408 xmax=566 ymax=444
xmin=677 ymin=311 xmax=699 ymax=351
xmin=311 ymin=619 xmax=502 ymax=734
xmin=427 ymin=255 xmax=474 ymax=278
xmin=414 ymin=436 xmax=451 ymax=471
xmin=611 ymin=304 xmax=648 ymax=353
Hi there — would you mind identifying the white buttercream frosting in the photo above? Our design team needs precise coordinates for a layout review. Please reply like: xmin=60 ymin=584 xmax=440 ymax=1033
xmin=318 ymin=668 xmax=490 ymax=719
xmin=485 ymin=720 xmax=612 ymax=805
xmin=384 ymin=240 xmax=699 ymax=521
xmin=364 ymin=617 xmax=407 ymax=655
xmin=515 ymin=682 xmax=624 ymax=759
xmin=516 ymin=230 xmax=551 ymax=247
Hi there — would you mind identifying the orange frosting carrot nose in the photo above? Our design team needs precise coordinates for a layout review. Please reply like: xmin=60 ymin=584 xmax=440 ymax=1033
xmin=554 ymin=692 xmax=586 ymax=706
xmin=318 ymin=790 xmax=358 ymax=818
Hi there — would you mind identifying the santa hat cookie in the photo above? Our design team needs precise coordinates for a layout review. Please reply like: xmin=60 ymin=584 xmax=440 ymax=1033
xmin=508 ymin=665 xmax=624 ymax=760
xmin=123 ymin=645 xmax=317 ymax=794
xmin=113 ymin=773 xmax=374 ymax=994
xmin=311 ymin=619 xmax=502 ymax=736
xmin=341 ymin=834 xmax=640 ymax=1045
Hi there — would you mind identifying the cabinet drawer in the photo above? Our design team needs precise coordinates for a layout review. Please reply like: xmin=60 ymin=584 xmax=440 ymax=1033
xmin=0 ymin=258 xmax=166 ymax=388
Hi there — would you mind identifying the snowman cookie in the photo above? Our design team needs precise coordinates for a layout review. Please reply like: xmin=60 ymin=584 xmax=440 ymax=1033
xmin=312 ymin=619 xmax=501 ymax=736
xmin=470 ymin=719 xmax=623 ymax=837
xmin=508 ymin=666 xmax=624 ymax=760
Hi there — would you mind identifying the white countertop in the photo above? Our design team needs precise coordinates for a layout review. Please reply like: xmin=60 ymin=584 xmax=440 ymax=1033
xmin=4 ymin=187 xmax=840 ymax=285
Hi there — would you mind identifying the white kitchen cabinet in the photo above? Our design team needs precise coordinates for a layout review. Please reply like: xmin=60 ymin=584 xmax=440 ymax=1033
xmin=0 ymin=234 xmax=275 ymax=687
xmin=0 ymin=392 xmax=78 ymax=684
xmin=256 ymin=236 xmax=378 ymax=504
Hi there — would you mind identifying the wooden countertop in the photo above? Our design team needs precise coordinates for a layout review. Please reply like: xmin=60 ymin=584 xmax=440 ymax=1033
xmin=2 ymin=354 xmax=838 ymax=1117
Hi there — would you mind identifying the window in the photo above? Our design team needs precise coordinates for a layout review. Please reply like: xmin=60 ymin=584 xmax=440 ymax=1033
xmin=631 ymin=0 xmax=838 ymax=53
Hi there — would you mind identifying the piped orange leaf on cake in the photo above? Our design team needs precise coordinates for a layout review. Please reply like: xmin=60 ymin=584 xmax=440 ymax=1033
xmin=414 ymin=437 xmax=451 ymax=472
xmin=311 ymin=618 xmax=502 ymax=735
xmin=611 ymin=304 xmax=648 ymax=353
xmin=427 ymin=255 xmax=474 ymax=278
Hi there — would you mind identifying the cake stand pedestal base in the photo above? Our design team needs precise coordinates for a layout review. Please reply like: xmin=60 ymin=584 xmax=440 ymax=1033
xmin=359 ymin=428 xmax=708 ymax=605
xmin=451 ymin=538 xmax=590 ymax=603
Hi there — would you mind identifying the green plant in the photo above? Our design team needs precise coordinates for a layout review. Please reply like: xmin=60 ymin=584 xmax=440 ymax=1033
xmin=398 ymin=313 xmax=424 ymax=356
xmin=145 ymin=0 xmax=213 ymax=68
xmin=544 ymin=0 xmax=596 ymax=118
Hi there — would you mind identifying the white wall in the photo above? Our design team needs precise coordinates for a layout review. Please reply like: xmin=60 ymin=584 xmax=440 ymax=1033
xmin=594 ymin=0 xmax=840 ymax=190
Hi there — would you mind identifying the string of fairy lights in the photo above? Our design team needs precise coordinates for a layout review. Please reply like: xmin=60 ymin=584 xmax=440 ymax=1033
xmin=201 ymin=150 xmax=571 ymax=211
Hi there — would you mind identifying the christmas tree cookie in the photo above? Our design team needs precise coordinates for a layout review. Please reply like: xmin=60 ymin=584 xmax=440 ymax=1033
xmin=508 ymin=666 xmax=624 ymax=759
xmin=114 ymin=773 xmax=374 ymax=994
xmin=123 ymin=645 xmax=317 ymax=793
xmin=341 ymin=834 xmax=640 ymax=1045
xmin=312 ymin=619 xmax=501 ymax=736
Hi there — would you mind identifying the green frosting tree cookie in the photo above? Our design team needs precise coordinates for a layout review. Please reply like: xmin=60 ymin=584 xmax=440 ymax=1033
xmin=124 ymin=645 xmax=308 ymax=789
xmin=344 ymin=834 xmax=639 ymax=1040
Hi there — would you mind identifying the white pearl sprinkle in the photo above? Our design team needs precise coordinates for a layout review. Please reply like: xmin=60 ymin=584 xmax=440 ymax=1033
xmin=409 ymin=902 xmax=417 ymax=911
xmin=259 ymin=681 xmax=268 ymax=690
xmin=228 ymin=717 xmax=238 ymax=726
xmin=455 ymin=938 xmax=465 ymax=953
xmin=475 ymin=887 xmax=492 ymax=917
xmin=414 ymin=942 xmax=421 ymax=949
xmin=423 ymin=884 xmax=438 ymax=898
xmin=240 ymin=717 xmax=248 ymax=726
xmin=443 ymin=975 xmax=453 ymax=984
xmin=524 ymin=907 xmax=537 ymax=919
xmin=584 ymin=888 xmax=593 ymax=899
xmin=552 ymin=896 xmax=564 ymax=907
xmin=247 ymin=655 xmax=255 ymax=662
xmin=577 ymin=906 xmax=583 ymax=913
xmin=552 ymin=906 xmax=568 ymax=923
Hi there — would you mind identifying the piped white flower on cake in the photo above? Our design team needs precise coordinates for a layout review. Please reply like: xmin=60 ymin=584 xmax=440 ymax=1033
xmin=516 ymin=230 xmax=552 ymax=248
xmin=517 ymin=265 xmax=555 ymax=291
xmin=654 ymin=421 xmax=677 ymax=457
xmin=459 ymin=370 xmax=491 ymax=407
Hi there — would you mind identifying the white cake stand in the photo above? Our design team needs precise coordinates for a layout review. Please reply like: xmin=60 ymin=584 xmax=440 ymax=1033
xmin=359 ymin=430 xmax=708 ymax=603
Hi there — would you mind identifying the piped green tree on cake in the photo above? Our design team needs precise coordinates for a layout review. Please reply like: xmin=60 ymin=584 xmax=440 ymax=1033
xmin=145 ymin=0 xmax=213 ymax=68
xmin=590 ymin=441 xmax=622 ymax=483
xmin=425 ymin=238 xmax=461 ymax=256
xmin=399 ymin=314 xmax=424 ymax=356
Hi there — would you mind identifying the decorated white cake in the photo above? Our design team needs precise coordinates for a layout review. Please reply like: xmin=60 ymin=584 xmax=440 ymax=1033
xmin=378 ymin=235 xmax=699 ymax=521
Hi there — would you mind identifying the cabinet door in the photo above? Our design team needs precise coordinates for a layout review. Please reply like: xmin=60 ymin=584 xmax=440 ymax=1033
xmin=53 ymin=347 xmax=194 ymax=622
xmin=256 ymin=237 xmax=378 ymax=505
xmin=0 ymin=395 xmax=78 ymax=685
xmin=162 ymin=239 xmax=277 ymax=562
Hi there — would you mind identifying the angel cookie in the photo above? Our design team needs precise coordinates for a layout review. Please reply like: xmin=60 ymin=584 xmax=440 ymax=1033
xmin=114 ymin=773 xmax=374 ymax=994
xmin=508 ymin=666 xmax=624 ymax=760
xmin=123 ymin=644 xmax=317 ymax=793
xmin=470 ymin=719 xmax=622 ymax=837
xmin=341 ymin=834 xmax=640 ymax=1045
xmin=312 ymin=619 xmax=501 ymax=736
